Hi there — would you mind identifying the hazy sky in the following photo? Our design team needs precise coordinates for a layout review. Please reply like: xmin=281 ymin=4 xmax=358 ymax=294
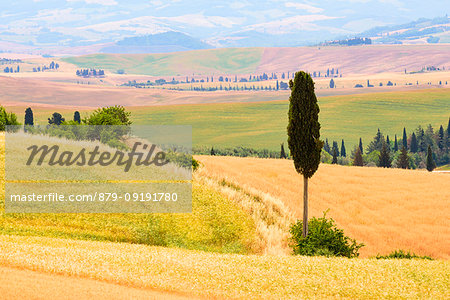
xmin=0 ymin=0 xmax=448 ymax=46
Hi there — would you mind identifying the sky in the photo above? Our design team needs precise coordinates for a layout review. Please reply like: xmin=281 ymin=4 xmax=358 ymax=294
xmin=0 ymin=0 xmax=448 ymax=47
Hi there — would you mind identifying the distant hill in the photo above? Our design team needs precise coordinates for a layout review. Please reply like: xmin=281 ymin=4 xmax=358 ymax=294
xmin=100 ymin=31 xmax=212 ymax=54
xmin=361 ymin=16 xmax=450 ymax=44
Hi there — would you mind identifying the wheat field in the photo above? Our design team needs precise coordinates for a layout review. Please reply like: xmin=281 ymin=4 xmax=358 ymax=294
xmin=0 ymin=235 xmax=448 ymax=299
xmin=197 ymin=155 xmax=450 ymax=259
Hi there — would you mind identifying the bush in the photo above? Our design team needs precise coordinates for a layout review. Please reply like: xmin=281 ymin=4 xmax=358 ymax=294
xmin=290 ymin=211 xmax=364 ymax=258
xmin=375 ymin=250 xmax=433 ymax=260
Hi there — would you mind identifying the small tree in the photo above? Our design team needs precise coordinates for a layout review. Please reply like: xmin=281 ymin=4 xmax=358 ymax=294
xmin=378 ymin=142 xmax=391 ymax=168
xmin=280 ymin=143 xmax=287 ymax=159
xmin=24 ymin=107 xmax=34 ymax=126
xmin=74 ymin=111 xmax=81 ymax=124
xmin=340 ymin=139 xmax=346 ymax=157
xmin=410 ymin=132 xmax=418 ymax=153
xmin=402 ymin=127 xmax=408 ymax=150
xmin=353 ymin=146 xmax=363 ymax=166
xmin=329 ymin=78 xmax=335 ymax=88
xmin=332 ymin=148 xmax=338 ymax=164
xmin=426 ymin=145 xmax=436 ymax=172
xmin=323 ymin=138 xmax=331 ymax=154
xmin=210 ymin=147 xmax=215 ymax=156
xmin=397 ymin=146 xmax=409 ymax=169
xmin=394 ymin=135 xmax=398 ymax=152
xmin=359 ymin=138 xmax=363 ymax=153
xmin=48 ymin=112 xmax=65 ymax=125
xmin=287 ymin=71 xmax=323 ymax=237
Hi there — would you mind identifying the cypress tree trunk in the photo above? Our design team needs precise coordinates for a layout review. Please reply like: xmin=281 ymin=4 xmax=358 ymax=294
xmin=302 ymin=176 xmax=308 ymax=237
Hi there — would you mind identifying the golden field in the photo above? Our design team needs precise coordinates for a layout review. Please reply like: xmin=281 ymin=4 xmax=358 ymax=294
xmin=0 ymin=235 xmax=448 ymax=299
xmin=196 ymin=155 xmax=450 ymax=259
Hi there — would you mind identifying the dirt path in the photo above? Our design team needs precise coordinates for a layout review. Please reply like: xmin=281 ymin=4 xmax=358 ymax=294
xmin=0 ymin=265 xmax=196 ymax=300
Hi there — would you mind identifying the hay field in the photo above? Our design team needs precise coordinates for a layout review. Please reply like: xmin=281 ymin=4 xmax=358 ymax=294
xmin=197 ymin=155 xmax=450 ymax=259
xmin=0 ymin=235 xmax=448 ymax=299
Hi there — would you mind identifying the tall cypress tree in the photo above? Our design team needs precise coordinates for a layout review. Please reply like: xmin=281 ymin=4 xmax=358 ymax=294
xmin=394 ymin=135 xmax=398 ymax=152
xmin=426 ymin=145 xmax=436 ymax=172
xmin=287 ymin=71 xmax=323 ymax=237
xmin=341 ymin=139 xmax=346 ymax=157
xmin=410 ymin=132 xmax=418 ymax=153
xmin=386 ymin=135 xmax=390 ymax=150
xmin=397 ymin=146 xmax=409 ymax=169
xmin=378 ymin=142 xmax=391 ymax=168
xmin=359 ymin=138 xmax=363 ymax=153
xmin=24 ymin=107 xmax=34 ymax=126
xmin=353 ymin=146 xmax=363 ymax=166
xmin=403 ymin=127 xmax=408 ymax=150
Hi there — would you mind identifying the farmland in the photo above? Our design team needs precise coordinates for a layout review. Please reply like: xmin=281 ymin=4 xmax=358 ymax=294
xmin=6 ymin=88 xmax=449 ymax=151
xmin=0 ymin=235 xmax=448 ymax=299
xmin=196 ymin=155 xmax=450 ymax=259
xmin=60 ymin=45 xmax=450 ymax=76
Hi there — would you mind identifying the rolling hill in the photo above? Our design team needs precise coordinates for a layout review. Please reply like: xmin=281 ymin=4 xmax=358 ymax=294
xmin=61 ymin=44 xmax=450 ymax=76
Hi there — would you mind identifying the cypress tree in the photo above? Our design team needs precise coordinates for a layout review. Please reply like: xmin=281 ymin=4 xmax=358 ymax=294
xmin=386 ymin=135 xmax=390 ymax=150
xmin=280 ymin=143 xmax=287 ymax=159
xmin=332 ymin=148 xmax=338 ymax=164
xmin=447 ymin=117 xmax=450 ymax=148
xmin=410 ymin=132 xmax=418 ymax=153
xmin=287 ymin=71 xmax=323 ymax=237
xmin=359 ymin=138 xmax=363 ymax=153
xmin=394 ymin=135 xmax=398 ymax=152
xmin=341 ymin=139 xmax=346 ymax=157
xmin=353 ymin=146 xmax=363 ymax=166
xmin=438 ymin=125 xmax=445 ymax=150
xmin=323 ymin=138 xmax=331 ymax=154
xmin=366 ymin=128 xmax=384 ymax=154
xmin=24 ymin=107 xmax=34 ymax=126
xmin=210 ymin=147 xmax=215 ymax=156
xmin=426 ymin=145 xmax=436 ymax=172
xmin=378 ymin=142 xmax=391 ymax=168
xmin=397 ymin=146 xmax=409 ymax=169
xmin=332 ymin=141 xmax=339 ymax=157
xmin=402 ymin=127 xmax=407 ymax=150
xmin=74 ymin=111 xmax=81 ymax=124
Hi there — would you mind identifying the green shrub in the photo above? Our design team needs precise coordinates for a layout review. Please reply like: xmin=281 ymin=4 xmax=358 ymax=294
xmin=375 ymin=250 xmax=433 ymax=260
xmin=290 ymin=211 xmax=364 ymax=258
xmin=192 ymin=158 xmax=199 ymax=171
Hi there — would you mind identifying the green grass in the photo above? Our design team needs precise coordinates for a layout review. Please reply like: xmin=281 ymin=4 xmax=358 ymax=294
xmin=436 ymin=164 xmax=450 ymax=170
xmin=61 ymin=48 xmax=264 ymax=76
xmin=1 ymin=235 xmax=449 ymax=299
xmin=17 ymin=88 xmax=450 ymax=151
xmin=128 ymin=88 xmax=450 ymax=150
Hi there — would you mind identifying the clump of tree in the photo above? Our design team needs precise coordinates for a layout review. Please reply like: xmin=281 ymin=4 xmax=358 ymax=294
xmin=0 ymin=106 xmax=20 ymax=130
xmin=76 ymin=69 xmax=105 ymax=77
xmin=290 ymin=211 xmax=364 ymax=257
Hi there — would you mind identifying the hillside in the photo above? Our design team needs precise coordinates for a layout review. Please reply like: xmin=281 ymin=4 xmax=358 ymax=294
xmin=6 ymin=88 xmax=450 ymax=151
xmin=100 ymin=31 xmax=212 ymax=54
xmin=361 ymin=16 xmax=450 ymax=44
xmin=61 ymin=44 xmax=450 ymax=76
xmin=197 ymin=155 xmax=450 ymax=259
